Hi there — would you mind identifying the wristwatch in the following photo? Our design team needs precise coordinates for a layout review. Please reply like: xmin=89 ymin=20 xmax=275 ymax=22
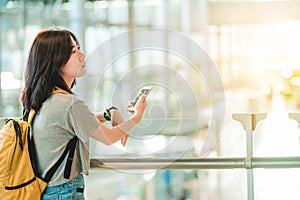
xmin=104 ymin=106 xmax=118 ymax=121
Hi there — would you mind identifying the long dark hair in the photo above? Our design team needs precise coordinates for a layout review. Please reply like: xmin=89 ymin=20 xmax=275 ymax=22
xmin=20 ymin=28 xmax=79 ymax=112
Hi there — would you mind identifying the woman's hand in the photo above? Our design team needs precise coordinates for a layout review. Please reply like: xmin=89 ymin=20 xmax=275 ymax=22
xmin=92 ymin=99 xmax=147 ymax=145
xmin=110 ymin=109 xmax=129 ymax=146
xmin=110 ymin=109 xmax=123 ymax=126
xmin=127 ymin=95 xmax=147 ymax=124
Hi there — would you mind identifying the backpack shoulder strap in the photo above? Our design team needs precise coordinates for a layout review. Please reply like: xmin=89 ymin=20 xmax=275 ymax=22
xmin=52 ymin=87 xmax=71 ymax=95
xmin=28 ymin=87 xmax=75 ymax=183
xmin=27 ymin=110 xmax=36 ymax=125
xmin=43 ymin=136 xmax=78 ymax=182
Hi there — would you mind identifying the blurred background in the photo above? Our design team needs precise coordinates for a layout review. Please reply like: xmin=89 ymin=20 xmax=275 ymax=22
xmin=1 ymin=0 xmax=300 ymax=199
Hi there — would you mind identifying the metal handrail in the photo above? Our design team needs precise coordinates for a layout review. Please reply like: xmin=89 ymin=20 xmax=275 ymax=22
xmin=90 ymin=156 xmax=300 ymax=170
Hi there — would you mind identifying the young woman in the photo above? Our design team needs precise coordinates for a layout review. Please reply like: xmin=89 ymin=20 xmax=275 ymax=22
xmin=20 ymin=28 xmax=147 ymax=200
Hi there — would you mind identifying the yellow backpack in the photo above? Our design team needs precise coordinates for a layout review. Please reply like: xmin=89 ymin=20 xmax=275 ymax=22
xmin=0 ymin=88 xmax=77 ymax=200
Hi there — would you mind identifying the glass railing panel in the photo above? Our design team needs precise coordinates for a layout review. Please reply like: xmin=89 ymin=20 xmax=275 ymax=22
xmin=85 ymin=169 xmax=247 ymax=200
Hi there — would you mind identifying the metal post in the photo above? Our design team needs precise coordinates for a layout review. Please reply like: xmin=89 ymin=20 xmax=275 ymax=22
xmin=245 ymin=115 xmax=254 ymax=200
xmin=232 ymin=113 xmax=266 ymax=200
xmin=289 ymin=113 xmax=300 ymax=127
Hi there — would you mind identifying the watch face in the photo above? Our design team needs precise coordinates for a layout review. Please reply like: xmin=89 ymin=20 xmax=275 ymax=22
xmin=104 ymin=109 xmax=111 ymax=121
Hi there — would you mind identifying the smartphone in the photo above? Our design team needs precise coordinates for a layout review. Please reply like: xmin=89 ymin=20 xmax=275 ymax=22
xmin=128 ymin=86 xmax=152 ymax=111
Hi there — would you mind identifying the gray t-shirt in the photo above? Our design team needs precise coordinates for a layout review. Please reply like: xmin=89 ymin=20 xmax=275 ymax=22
xmin=33 ymin=93 xmax=100 ymax=186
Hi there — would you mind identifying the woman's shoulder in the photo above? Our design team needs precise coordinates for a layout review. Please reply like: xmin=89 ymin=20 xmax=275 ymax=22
xmin=52 ymin=92 xmax=81 ymax=101
xmin=46 ymin=93 xmax=83 ymax=109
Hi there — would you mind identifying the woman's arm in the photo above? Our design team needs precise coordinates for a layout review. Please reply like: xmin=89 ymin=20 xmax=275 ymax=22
xmin=109 ymin=109 xmax=129 ymax=146
xmin=95 ymin=111 xmax=107 ymax=123
xmin=95 ymin=106 xmax=119 ymax=123
xmin=92 ymin=95 xmax=147 ymax=145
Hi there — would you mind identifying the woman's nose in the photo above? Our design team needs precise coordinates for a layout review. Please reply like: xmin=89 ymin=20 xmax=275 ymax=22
xmin=80 ymin=52 xmax=85 ymax=61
